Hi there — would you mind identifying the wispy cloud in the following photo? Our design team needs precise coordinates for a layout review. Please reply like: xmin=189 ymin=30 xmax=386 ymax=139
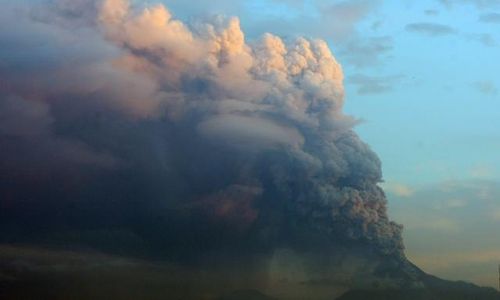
xmin=391 ymin=179 xmax=500 ymax=287
xmin=339 ymin=36 xmax=393 ymax=68
xmin=489 ymin=209 xmax=500 ymax=221
xmin=470 ymin=164 xmax=495 ymax=178
xmin=479 ymin=12 xmax=500 ymax=23
xmin=424 ymin=9 xmax=440 ymax=16
xmin=382 ymin=182 xmax=415 ymax=198
xmin=473 ymin=80 xmax=498 ymax=95
xmin=410 ymin=249 xmax=500 ymax=271
xmin=371 ymin=20 xmax=383 ymax=31
xmin=408 ymin=217 xmax=460 ymax=232
xmin=405 ymin=22 xmax=456 ymax=36
xmin=439 ymin=0 xmax=500 ymax=9
xmin=317 ymin=0 xmax=382 ymax=41
xmin=348 ymin=73 xmax=403 ymax=95
xmin=408 ymin=248 xmax=500 ymax=289
xmin=465 ymin=33 xmax=496 ymax=46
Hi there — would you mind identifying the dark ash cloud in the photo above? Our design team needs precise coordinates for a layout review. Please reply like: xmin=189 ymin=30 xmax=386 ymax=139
xmin=0 ymin=0 xmax=421 ymax=297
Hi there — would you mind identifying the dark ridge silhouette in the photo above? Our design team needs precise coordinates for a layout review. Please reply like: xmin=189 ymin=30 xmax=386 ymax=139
xmin=219 ymin=290 xmax=277 ymax=300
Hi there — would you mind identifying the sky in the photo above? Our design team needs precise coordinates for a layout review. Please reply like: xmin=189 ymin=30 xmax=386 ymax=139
xmin=154 ymin=0 xmax=500 ymax=288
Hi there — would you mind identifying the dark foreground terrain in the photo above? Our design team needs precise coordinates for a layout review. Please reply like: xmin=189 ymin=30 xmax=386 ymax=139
xmin=337 ymin=278 xmax=500 ymax=300
xmin=0 ymin=245 xmax=498 ymax=300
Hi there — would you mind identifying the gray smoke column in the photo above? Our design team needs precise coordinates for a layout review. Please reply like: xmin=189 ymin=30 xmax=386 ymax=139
xmin=0 ymin=0 xmax=403 ymax=274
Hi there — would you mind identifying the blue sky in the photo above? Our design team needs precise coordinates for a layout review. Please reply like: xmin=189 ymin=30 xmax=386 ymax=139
xmin=158 ymin=0 xmax=500 ymax=288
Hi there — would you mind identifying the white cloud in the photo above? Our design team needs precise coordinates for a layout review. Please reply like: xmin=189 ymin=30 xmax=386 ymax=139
xmin=382 ymin=182 xmax=415 ymax=197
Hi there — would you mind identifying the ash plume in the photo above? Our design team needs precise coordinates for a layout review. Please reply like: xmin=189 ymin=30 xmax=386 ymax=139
xmin=0 ymin=0 xmax=404 ymax=290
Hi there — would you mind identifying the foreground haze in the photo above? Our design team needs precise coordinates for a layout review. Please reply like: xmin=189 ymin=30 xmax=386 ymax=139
xmin=0 ymin=0 xmax=499 ymax=299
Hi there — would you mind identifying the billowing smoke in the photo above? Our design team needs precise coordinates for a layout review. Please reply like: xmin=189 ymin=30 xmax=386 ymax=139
xmin=0 ymin=0 xmax=404 ymax=289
